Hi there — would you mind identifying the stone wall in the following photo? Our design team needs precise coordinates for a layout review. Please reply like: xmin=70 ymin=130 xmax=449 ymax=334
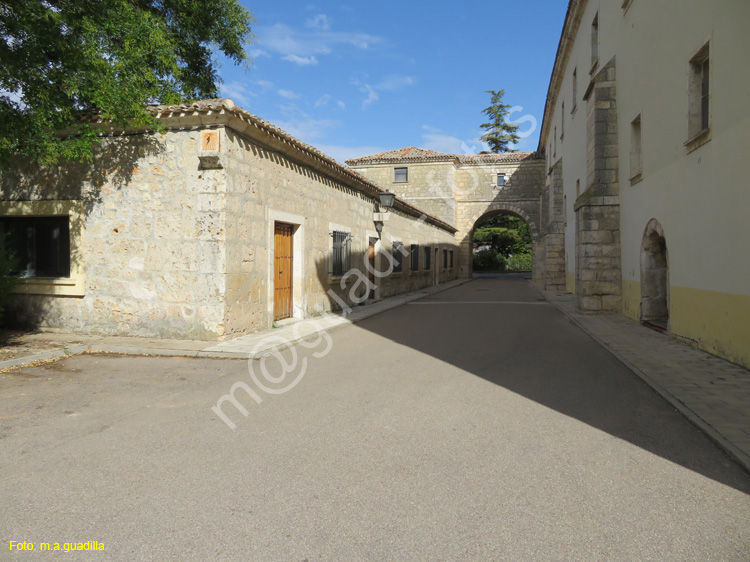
xmin=222 ymin=129 xmax=459 ymax=338
xmin=1 ymin=132 xmax=228 ymax=339
xmin=1 ymin=104 xmax=459 ymax=341
xmin=351 ymin=155 xmax=551 ymax=284
xmin=349 ymin=161 xmax=457 ymax=226
xmin=452 ymin=158 xmax=546 ymax=281
xmin=574 ymin=57 xmax=623 ymax=313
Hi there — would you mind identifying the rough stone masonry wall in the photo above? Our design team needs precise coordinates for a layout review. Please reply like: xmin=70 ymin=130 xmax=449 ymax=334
xmin=1 ymin=132 xmax=228 ymax=339
xmin=452 ymin=159 xmax=546 ymax=279
xmin=350 ymin=162 xmax=457 ymax=227
xmin=574 ymin=57 xmax=623 ymax=313
xmin=222 ymin=129 xmax=459 ymax=338
xmin=540 ymin=161 xmax=566 ymax=291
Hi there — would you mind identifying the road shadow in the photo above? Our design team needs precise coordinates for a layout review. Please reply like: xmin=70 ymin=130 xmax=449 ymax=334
xmin=336 ymin=272 xmax=750 ymax=493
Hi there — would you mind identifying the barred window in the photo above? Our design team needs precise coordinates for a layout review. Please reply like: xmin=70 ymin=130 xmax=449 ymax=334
xmin=410 ymin=244 xmax=419 ymax=271
xmin=331 ymin=230 xmax=351 ymax=276
xmin=392 ymin=241 xmax=403 ymax=273
xmin=424 ymin=246 xmax=431 ymax=270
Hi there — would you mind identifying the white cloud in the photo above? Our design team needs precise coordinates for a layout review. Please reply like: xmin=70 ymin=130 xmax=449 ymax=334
xmin=220 ymin=81 xmax=257 ymax=108
xmin=273 ymin=104 xmax=340 ymax=145
xmin=255 ymin=23 xmax=383 ymax=64
xmin=278 ymin=89 xmax=300 ymax=100
xmin=360 ymin=84 xmax=379 ymax=109
xmin=282 ymin=54 xmax=319 ymax=66
xmin=305 ymin=14 xmax=331 ymax=31
xmin=354 ymin=74 xmax=414 ymax=110
xmin=249 ymin=48 xmax=270 ymax=59
xmin=376 ymin=75 xmax=416 ymax=91
xmin=315 ymin=94 xmax=331 ymax=107
xmin=256 ymin=80 xmax=274 ymax=89
xmin=337 ymin=100 xmax=346 ymax=110
xmin=316 ymin=145 xmax=386 ymax=164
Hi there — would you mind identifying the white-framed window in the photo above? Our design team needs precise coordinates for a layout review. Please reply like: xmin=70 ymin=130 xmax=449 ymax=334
xmin=394 ymin=167 xmax=408 ymax=183
xmin=497 ymin=173 xmax=507 ymax=187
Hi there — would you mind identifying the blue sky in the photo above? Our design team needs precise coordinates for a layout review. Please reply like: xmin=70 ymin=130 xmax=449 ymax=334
xmin=218 ymin=1 xmax=569 ymax=163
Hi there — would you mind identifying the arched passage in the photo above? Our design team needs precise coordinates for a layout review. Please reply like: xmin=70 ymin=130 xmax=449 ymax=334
xmin=640 ymin=219 xmax=669 ymax=330
xmin=465 ymin=204 xmax=539 ymax=277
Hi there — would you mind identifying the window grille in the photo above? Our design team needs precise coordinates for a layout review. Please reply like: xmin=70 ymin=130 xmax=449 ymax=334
xmin=331 ymin=230 xmax=351 ymax=276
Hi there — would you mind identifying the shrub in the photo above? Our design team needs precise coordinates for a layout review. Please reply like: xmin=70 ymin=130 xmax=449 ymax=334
xmin=473 ymin=249 xmax=506 ymax=271
xmin=507 ymin=253 xmax=533 ymax=271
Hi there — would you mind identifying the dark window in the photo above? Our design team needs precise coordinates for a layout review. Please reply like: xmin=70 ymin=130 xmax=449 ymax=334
xmin=424 ymin=246 xmax=431 ymax=270
xmin=700 ymin=57 xmax=710 ymax=131
xmin=443 ymin=249 xmax=448 ymax=269
xmin=394 ymin=167 xmax=408 ymax=183
xmin=331 ymin=230 xmax=350 ymax=276
xmin=449 ymin=250 xmax=454 ymax=268
xmin=410 ymin=244 xmax=419 ymax=271
xmin=591 ymin=13 xmax=599 ymax=67
xmin=0 ymin=216 xmax=70 ymax=278
xmin=392 ymin=241 xmax=403 ymax=273
xmin=688 ymin=43 xmax=710 ymax=141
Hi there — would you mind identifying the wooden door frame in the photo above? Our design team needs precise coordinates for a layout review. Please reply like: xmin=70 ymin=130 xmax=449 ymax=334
xmin=267 ymin=210 xmax=305 ymax=325
xmin=273 ymin=222 xmax=294 ymax=321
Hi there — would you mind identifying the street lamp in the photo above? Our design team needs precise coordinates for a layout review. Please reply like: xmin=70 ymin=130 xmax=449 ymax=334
xmin=378 ymin=189 xmax=396 ymax=210
xmin=374 ymin=190 xmax=395 ymax=235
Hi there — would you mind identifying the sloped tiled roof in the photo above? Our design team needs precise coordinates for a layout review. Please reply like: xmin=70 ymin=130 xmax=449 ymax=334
xmin=458 ymin=152 xmax=536 ymax=164
xmin=346 ymin=146 xmax=539 ymax=166
xmin=345 ymin=147 xmax=458 ymax=165
xmin=82 ymin=98 xmax=457 ymax=233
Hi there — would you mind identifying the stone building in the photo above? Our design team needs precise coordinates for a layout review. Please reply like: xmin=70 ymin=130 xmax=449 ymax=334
xmin=347 ymin=0 xmax=750 ymax=370
xmin=0 ymin=100 xmax=458 ymax=340
xmin=346 ymin=148 xmax=564 ymax=291
xmin=538 ymin=0 xmax=750 ymax=368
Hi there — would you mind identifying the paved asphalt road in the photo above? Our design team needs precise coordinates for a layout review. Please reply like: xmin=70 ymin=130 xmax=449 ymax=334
xmin=1 ymin=275 xmax=749 ymax=561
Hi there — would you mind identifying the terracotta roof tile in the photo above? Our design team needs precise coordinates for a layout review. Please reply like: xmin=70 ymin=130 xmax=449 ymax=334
xmin=83 ymin=98 xmax=457 ymax=233
xmin=345 ymin=147 xmax=539 ymax=165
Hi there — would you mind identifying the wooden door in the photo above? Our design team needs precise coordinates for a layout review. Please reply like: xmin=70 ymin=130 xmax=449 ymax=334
xmin=274 ymin=222 xmax=293 ymax=320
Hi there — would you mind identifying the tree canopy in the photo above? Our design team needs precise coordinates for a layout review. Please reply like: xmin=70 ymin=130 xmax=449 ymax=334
xmin=473 ymin=214 xmax=531 ymax=257
xmin=479 ymin=89 xmax=520 ymax=153
xmin=0 ymin=0 xmax=254 ymax=167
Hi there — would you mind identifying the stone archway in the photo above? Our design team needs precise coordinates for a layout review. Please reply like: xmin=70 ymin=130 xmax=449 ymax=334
xmin=640 ymin=219 xmax=669 ymax=330
xmin=456 ymin=202 xmax=541 ymax=280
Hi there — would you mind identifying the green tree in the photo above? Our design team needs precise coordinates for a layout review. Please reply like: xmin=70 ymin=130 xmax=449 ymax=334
xmin=0 ymin=0 xmax=254 ymax=167
xmin=473 ymin=227 xmax=526 ymax=256
xmin=479 ymin=89 xmax=520 ymax=153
